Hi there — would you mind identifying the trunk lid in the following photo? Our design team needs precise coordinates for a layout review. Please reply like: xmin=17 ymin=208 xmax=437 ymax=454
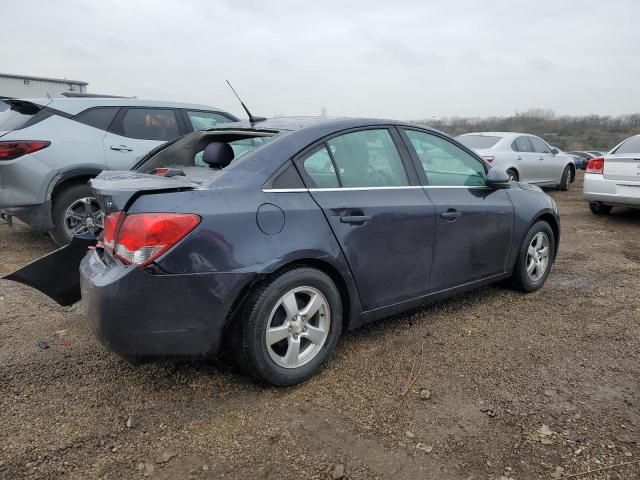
xmin=90 ymin=170 xmax=201 ymax=213
xmin=603 ymin=154 xmax=640 ymax=182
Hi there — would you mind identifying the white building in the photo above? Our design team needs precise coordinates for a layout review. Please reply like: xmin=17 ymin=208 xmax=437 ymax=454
xmin=0 ymin=73 xmax=88 ymax=98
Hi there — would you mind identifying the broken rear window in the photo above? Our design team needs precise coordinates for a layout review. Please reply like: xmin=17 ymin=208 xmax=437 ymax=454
xmin=137 ymin=130 xmax=277 ymax=173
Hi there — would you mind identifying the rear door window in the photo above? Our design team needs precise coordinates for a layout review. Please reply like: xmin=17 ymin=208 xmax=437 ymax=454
xmin=185 ymin=111 xmax=232 ymax=131
xmin=513 ymin=136 xmax=534 ymax=152
xmin=120 ymin=108 xmax=180 ymax=141
xmin=326 ymin=129 xmax=409 ymax=187
xmin=529 ymin=136 xmax=551 ymax=154
xmin=301 ymin=145 xmax=340 ymax=188
xmin=74 ymin=107 xmax=119 ymax=131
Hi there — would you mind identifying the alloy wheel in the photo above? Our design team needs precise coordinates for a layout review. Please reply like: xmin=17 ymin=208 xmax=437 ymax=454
xmin=265 ymin=286 xmax=330 ymax=369
xmin=64 ymin=197 xmax=104 ymax=237
xmin=526 ymin=232 xmax=550 ymax=281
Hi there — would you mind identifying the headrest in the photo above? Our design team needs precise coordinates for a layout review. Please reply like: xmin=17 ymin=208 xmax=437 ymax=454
xmin=202 ymin=142 xmax=234 ymax=169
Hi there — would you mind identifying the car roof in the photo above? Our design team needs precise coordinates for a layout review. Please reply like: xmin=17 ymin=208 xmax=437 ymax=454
xmin=209 ymin=116 xmax=430 ymax=133
xmin=15 ymin=96 xmax=229 ymax=116
xmin=459 ymin=132 xmax=530 ymax=138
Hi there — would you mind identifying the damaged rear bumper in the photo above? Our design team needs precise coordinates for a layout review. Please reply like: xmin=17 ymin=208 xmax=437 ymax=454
xmin=79 ymin=250 xmax=253 ymax=361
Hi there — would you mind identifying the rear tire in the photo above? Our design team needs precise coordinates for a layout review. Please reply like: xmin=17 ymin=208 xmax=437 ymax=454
xmin=50 ymin=183 xmax=103 ymax=246
xmin=558 ymin=166 xmax=573 ymax=191
xmin=506 ymin=168 xmax=519 ymax=182
xmin=230 ymin=267 xmax=342 ymax=386
xmin=589 ymin=202 xmax=612 ymax=215
xmin=510 ymin=221 xmax=555 ymax=292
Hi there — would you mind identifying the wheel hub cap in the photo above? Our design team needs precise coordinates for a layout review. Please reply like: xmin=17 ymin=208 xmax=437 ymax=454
xmin=64 ymin=197 xmax=104 ymax=237
xmin=265 ymin=286 xmax=330 ymax=369
xmin=526 ymin=232 xmax=550 ymax=282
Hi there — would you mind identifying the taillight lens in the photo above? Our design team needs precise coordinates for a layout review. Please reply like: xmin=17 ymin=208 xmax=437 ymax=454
xmin=586 ymin=157 xmax=605 ymax=174
xmin=102 ymin=211 xmax=122 ymax=250
xmin=113 ymin=213 xmax=200 ymax=266
xmin=0 ymin=141 xmax=50 ymax=161
xmin=482 ymin=156 xmax=495 ymax=163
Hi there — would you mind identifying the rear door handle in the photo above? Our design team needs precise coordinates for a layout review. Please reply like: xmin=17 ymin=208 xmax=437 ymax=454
xmin=440 ymin=209 xmax=461 ymax=221
xmin=517 ymin=156 xmax=523 ymax=161
xmin=340 ymin=215 xmax=371 ymax=224
xmin=110 ymin=145 xmax=133 ymax=152
xmin=538 ymin=156 xmax=544 ymax=161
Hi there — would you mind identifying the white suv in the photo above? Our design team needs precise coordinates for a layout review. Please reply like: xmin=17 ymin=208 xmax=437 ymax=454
xmin=0 ymin=96 xmax=236 ymax=244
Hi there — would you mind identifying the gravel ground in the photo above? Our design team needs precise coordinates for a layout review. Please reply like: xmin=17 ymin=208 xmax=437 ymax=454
xmin=1 ymin=171 xmax=639 ymax=480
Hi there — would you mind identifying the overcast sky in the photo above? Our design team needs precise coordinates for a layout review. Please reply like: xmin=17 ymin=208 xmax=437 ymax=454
xmin=2 ymin=0 xmax=639 ymax=119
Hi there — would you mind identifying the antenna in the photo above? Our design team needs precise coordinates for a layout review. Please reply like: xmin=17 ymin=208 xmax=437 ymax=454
xmin=226 ymin=80 xmax=266 ymax=125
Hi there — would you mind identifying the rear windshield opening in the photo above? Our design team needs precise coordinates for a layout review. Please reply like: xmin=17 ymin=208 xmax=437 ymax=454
xmin=0 ymin=102 xmax=40 ymax=132
xmin=137 ymin=130 xmax=277 ymax=174
xmin=457 ymin=135 xmax=502 ymax=149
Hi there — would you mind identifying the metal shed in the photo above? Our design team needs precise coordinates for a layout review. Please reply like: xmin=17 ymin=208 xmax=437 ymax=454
xmin=0 ymin=73 xmax=88 ymax=98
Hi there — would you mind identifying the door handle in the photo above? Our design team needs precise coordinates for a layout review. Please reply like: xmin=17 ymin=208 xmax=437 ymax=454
xmin=538 ymin=157 xmax=544 ymax=161
xmin=340 ymin=215 xmax=371 ymax=224
xmin=110 ymin=145 xmax=133 ymax=152
xmin=440 ymin=209 xmax=461 ymax=221
xmin=517 ymin=156 xmax=523 ymax=161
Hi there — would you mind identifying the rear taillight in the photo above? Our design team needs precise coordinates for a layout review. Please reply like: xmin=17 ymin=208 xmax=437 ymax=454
xmin=482 ymin=156 xmax=495 ymax=163
xmin=0 ymin=141 xmax=50 ymax=161
xmin=586 ymin=157 xmax=605 ymax=174
xmin=107 ymin=213 xmax=200 ymax=267
xmin=102 ymin=211 xmax=122 ymax=250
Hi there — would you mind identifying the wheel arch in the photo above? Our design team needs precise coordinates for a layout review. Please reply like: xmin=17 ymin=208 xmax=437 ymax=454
xmin=49 ymin=167 xmax=103 ymax=203
xmin=223 ymin=257 xmax=357 ymax=334
xmin=533 ymin=211 xmax=560 ymax=256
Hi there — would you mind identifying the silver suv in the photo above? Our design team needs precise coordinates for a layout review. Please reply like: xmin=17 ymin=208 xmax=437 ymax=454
xmin=0 ymin=96 xmax=236 ymax=244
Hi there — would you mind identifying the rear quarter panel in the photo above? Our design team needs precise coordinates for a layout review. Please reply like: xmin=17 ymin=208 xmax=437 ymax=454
xmin=127 ymin=186 xmax=363 ymax=325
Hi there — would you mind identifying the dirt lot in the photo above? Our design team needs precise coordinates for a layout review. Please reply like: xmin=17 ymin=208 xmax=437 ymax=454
xmin=1 ymin=171 xmax=639 ymax=480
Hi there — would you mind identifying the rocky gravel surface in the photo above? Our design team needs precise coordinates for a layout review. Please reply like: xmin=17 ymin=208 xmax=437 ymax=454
xmin=1 ymin=171 xmax=639 ymax=479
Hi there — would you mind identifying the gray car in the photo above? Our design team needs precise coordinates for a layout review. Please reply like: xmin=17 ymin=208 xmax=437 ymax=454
xmin=0 ymin=96 xmax=236 ymax=244
xmin=457 ymin=132 xmax=576 ymax=190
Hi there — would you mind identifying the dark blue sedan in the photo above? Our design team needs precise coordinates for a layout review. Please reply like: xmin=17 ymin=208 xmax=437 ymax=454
xmin=7 ymin=117 xmax=560 ymax=386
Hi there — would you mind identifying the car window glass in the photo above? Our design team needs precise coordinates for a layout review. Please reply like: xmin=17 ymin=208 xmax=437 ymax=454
xmin=186 ymin=111 xmax=231 ymax=130
xmin=613 ymin=136 xmax=640 ymax=154
xmin=326 ymin=129 xmax=409 ymax=187
xmin=301 ymin=145 xmax=340 ymax=188
xmin=193 ymin=137 xmax=273 ymax=167
xmin=529 ymin=137 xmax=551 ymax=154
xmin=75 ymin=107 xmax=119 ymax=131
xmin=514 ymin=136 xmax=533 ymax=152
xmin=122 ymin=109 xmax=179 ymax=141
xmin=403 ymin=129 xmax=486 ymax=187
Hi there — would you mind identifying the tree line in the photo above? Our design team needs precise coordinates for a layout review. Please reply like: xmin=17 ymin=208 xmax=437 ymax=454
xmin=417 ymin=109 xmax=640 ymax=151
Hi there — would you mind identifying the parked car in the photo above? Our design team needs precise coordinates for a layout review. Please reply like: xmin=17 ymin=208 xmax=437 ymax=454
xmin=567 ymin=151 xmax=598 ymax=170
xmin=583 ymin=134 xmax=640 ymax=214
xmin=7 ymin=117 xmax=560 ymax=386
xmin=0 ymin=96 xmax=237 ymax=244
xmin=456 ymin=132 xmax=576 ymax=190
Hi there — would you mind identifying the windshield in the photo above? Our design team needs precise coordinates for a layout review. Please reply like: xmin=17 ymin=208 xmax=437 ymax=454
xmin=457 ymin=135 xmax=502 ymax=149
xmin=612 ymin=136 xmax=640 ymax=155
xmin=138 ymin=129 xmax=277 ymax=173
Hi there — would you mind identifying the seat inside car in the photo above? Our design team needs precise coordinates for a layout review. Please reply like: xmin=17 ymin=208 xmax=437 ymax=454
xmin=202 ymin=141 xmax=235 ymax=169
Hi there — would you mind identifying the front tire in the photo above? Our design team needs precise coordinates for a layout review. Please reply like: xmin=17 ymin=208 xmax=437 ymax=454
xmin=50 ymin=183 xmax=104 ymax=246
xmin=231 ymin=267 xmax=342 ymax=386
xmin=511 ymin=221 xmax=555 ymax=292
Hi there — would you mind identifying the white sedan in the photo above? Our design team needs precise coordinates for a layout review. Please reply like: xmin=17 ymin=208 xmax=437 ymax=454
xmin=583 ymin=134 xmax=640 ymax=214
xmin=457 ymin=132 xmax=576 ymax=190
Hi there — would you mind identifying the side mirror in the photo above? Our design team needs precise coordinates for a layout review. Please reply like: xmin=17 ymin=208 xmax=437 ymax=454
xmin=486 ymin=167 xmax=511 ymax=189
xmin=551 ymin=148 xmax=559 ymax=155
